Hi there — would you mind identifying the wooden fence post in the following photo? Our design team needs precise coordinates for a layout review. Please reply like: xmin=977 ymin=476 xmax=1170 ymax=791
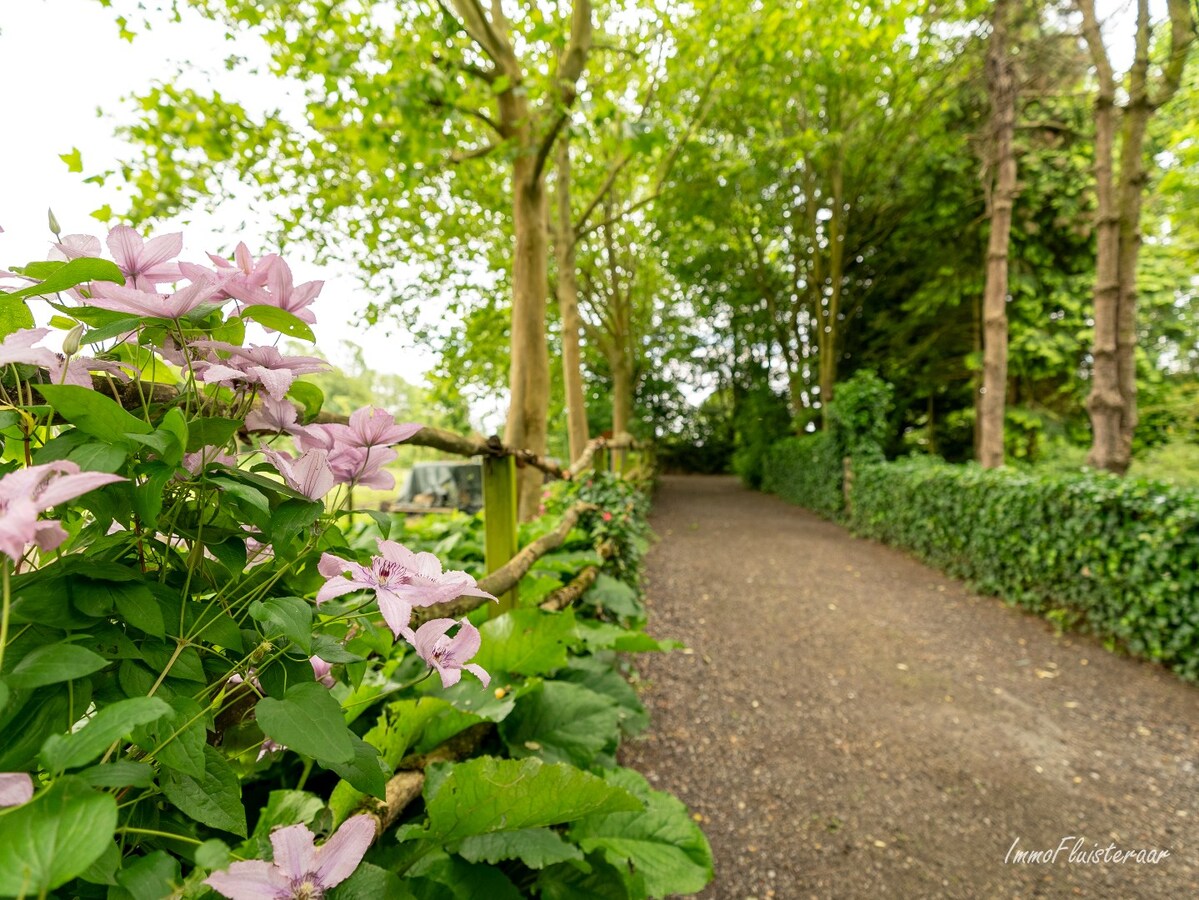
xmin=483 ymin=454 xmax=519 ymax=614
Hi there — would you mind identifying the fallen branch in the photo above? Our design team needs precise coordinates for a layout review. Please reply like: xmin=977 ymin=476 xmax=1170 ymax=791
xmin=410 ymin=501 xmax=595 ymax=625
xmin=540 ymin=540 xmax=616 ymax=612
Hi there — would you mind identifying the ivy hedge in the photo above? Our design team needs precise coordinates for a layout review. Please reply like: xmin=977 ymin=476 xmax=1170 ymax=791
xmin=761 ymin=434 xmax=844 ymax=518
xmin=844 ymin=459 xmax=1198 ymax=680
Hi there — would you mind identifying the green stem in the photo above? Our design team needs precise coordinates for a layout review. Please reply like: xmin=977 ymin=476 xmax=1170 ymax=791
xmin=296 ymin=757 xmax=315 ymax=791
xmin=0 ymin=560 xmax=10 ymax=673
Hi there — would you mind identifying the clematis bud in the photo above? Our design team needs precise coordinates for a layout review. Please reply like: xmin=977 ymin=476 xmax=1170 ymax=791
xmin=47 ymin=208 xmax=61 ymax=237
xmin=61 ymin=323 xmax=85 ymax=357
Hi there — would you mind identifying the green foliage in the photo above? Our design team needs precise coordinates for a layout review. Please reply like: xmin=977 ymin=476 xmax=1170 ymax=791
xmin=849 ymin=458 xmax=1199 ymax=680
xmin=827 ymin=370 xmax=894 ymax=463
xmin=761 ymin=433 xmax=844 ymax=518
xmin=731 ymin=381 xmax=792 ymax=489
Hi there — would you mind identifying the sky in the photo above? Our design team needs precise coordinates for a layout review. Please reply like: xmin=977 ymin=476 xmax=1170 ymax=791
xmin=0 ymin=0 xmax=1150 ymax=393
xmin=0 ymin=0 xmax=438 ymax=386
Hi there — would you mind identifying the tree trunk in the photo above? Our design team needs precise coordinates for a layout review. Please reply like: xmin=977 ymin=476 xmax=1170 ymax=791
xmin=819 ymin=155 xmax=845 ymax=428
xmin=554 ymin=135 xmax=590 ymax=464
xmin=610 ymin=347 xmax=633 ymax=440
xmin=503 ymin=121 xmax=551 ymax=519
xmin=978 ymin=0 xmax=1017 ymax=469
xmin=1077 ymin=0 xmax=1124 ymax=473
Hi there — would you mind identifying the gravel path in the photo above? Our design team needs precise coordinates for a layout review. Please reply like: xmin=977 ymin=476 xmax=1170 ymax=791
xmin=621 ymin=475 xmax=1199 ymax=899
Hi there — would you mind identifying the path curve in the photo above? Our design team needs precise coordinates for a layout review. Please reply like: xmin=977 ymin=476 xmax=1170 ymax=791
xmin=621 ymin=475 xmax=1199 ymax=899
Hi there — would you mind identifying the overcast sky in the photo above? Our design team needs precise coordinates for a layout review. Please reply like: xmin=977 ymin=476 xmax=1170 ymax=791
xmin=0 ymin=0 xmax=1148 ymax=389
xmin=0 ymin=0 xmax=439 ymax=386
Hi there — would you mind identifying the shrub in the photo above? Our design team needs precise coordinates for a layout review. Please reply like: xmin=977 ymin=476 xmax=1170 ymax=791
xmin=762 ymin=433 xmax=844 ymax=518
xmin=850 ymin=458 xmax=1199 ymax=680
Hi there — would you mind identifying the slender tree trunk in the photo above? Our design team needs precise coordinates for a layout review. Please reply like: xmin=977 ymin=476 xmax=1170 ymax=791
xmin=1078 ymin=0 xmax=1192 ymax=473
xmin=610 ymin=348 xmax=633 ymax=440
xmin=554 ymin=135 xmax=590 ymax=463
xmin=1113 ymin=0 xmax=1153 ymax=468
xmin=1077 ymin=0 xmax=1123 ymax=472
xmin=978 ymin=0 xmax=1017 ymax=469
xmin=818 ymin=155 xmax=845 ymax=428
xmin=504 ymin=146 xmax=552 ymax=517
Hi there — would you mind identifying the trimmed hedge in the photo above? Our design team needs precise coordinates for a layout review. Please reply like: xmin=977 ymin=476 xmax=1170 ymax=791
xmin=762 ymin=433 xmax=844 ymax=518
xmin=849 ymin=458 xmax=1199 ymax=680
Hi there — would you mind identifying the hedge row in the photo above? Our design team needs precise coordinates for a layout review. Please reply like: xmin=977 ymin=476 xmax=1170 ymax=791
xmin=847 ymin=458 xmax=1199 ymax=680
xmin=761 ymin=434 xmax=844 ymax=518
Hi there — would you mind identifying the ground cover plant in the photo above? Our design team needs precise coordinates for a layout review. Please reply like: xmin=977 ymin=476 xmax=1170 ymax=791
xmin=0 ymin=226 xmax=711 ymax=898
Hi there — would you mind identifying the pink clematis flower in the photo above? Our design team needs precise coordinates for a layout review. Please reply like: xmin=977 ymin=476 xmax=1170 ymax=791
xmin=204 ymin=815 xmax=375 ymax=900
xmin=88 ymin=276 xmax=222 ymax=320
xmin=182 ymin=447 xmax=238 ymax=475
xmin=344 ymin=407 xmax=421 ymax=449
xmin=208 ymin=242 xmax=280 ymax=304
xmin=294 ymin=417 xmax=405 ymax=489
xmin=0 ymin=462 xmax=126 ymax=562
xmin=51 ymin=233 xmax=103 ymax=261
xmin=316 ymin=539 xmax=495 ymax=640
xmin=243 ymin=527 xmax=275 ymax=570
xmin=105 ymin=225 xmax=183 ymax=291
xmin=412 ymin=617 xmax=490 ymax=689
xmin=261 ymin=448 xmax=336 ymax=501
xmin=191 ymin=341 xmax=328 ymax=400
xmin=245 ymin=396 xmax=304 ymax=435
xmin=0 ymin=773 xmax=33 ymax=808
xmin=45 ymin=355 xmax=129 ymax=389
xmin=0 ymin=328 xmax=58 ymax=369
xmin=260 ymin=258 xmax=322 ymax=325
xmin=309 ymin=656 xmax=335 ymax=688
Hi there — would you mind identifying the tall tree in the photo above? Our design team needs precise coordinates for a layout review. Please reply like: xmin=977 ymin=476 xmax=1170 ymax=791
xmin=100 ymin=0 xmax=594 ymax=517
xmin=1076 ymin=0 xmax=1194 ymax=473
xmin=978 ymin=0 xmax=1019 ymax=467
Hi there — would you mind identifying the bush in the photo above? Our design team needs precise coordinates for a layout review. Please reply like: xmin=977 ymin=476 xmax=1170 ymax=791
xmin=732 ymin=383 xmax=792 ymax=489
xmin=762 ymin=433 xmax=844 ymax=518
xmin=850 ymin=458 xmax=1199 ymax=680
xmin=827 ymin=369 xmax=894 ymax=462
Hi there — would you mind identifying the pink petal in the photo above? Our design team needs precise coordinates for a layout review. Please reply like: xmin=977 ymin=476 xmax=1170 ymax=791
xmin=249 ymin=365 xmax=294 ymax=400
xmin=463 ymin=663 xmax=491 ymax=688
xmin=316 ymin=575 xmax=364 ymax=605
xmin=31 ymin=520 xmax=69 ymax=553
xmin=317 ymin=552 xmax=353 ymax=578
xmin=204 ymin=861 xmax=290 ymax=900
xmin=412 ymin=618 xmax=455 ymax=660
xmin=376 ymin=590 xmax=415 ymax=640
xmin=444 ymin=618 xmax=482 ymax=664
xmin=436 ymin=666 xmax=462 ymax=688
xmin=292 ymin=449 xmax=335 ymax=500
xmin=270 ymin=823 xmax=317 ymax=881
xmin=138 ymin=231 xmax=184 ymax=270
xmin=35 ymin=470 xmax=126 ymax=509
xmin=0 ymin=773 xmax=34 ymax=807
xmin=312 ymin=815 xmax=376 ymax=888
xmin=105 ymin=225 xmax=142 ymax=270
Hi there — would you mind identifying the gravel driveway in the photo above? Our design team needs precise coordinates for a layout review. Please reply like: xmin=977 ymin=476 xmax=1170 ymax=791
xmin=621 ymin=475 xmax=1199 ymax=899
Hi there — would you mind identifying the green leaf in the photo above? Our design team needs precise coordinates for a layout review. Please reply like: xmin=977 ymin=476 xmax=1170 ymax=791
xmin=457 ymin=828 xmax=584 ymax=869
xmin=7 ymin=642 xmax=109 ymax=689
xmin=536 ymin=853 xmax=644 ymax=900
xmin=472 ymin=608 xmax=578 ymax=676
xmin=250 ymin=596 xmax=314 ymax=652
xmin=327 ymin=862 xmax=412 ymax=900
xmin=287 ymin=380 xmax=324 ymax=420
xmin=36 ymin=383 xmax=152 ymax=443
xmin=583 ymin=574 xmax=643 ymax=621
xmin=319 ymin=733 xmax=388 ymax=799
xmin=156 ymin=407 xmax=189 ymax=465
xmin=256 ymin=682 xmax=354 ymax=763
xmin=114 ymin=581 xmax=165 ymax=637
xmin=399 ymin=757 xmax=641 ymax=845
xmin=499 ymin=681 xmax=622 ymax=768
xmin=0 ymin=777 xmax=118 ymax=895
xmin=0 ymin=687 xmax=74 ymax=770
xmin=139 ymin=696 xmax=208 ymax=780
xmin=406 ymin=853 xmax=522 ymax=900
xmin=267 ymin=498 xmax=325 ymax=544
xmin=160 ymin=745 xmax=247 ymax=836
xmin=1 ymin=257 xmax=124 ymax=302
xmin=569 ymin=768 xmax=713 ymax=898
xmin=240 ymin=305 xmax=316 ymax=341
xmin=78 ymin=760 xmax=156 ymax=789
xmin=0 ymin=294 xmax=35 ymax=338
xmin=111 ymin=850 xmax=180 ymax=900
xmin=40 ymin=696 xmax=171 ymax=771
xmin=60 ymin=147 xmax=84 ymax=172
xmin=194 ymin=839 xmax=232 ymax=871
xmin=186 ymin=417 xmax=242 ymax=453
xmin=67 ymin=441 xmax=129 ymax=473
